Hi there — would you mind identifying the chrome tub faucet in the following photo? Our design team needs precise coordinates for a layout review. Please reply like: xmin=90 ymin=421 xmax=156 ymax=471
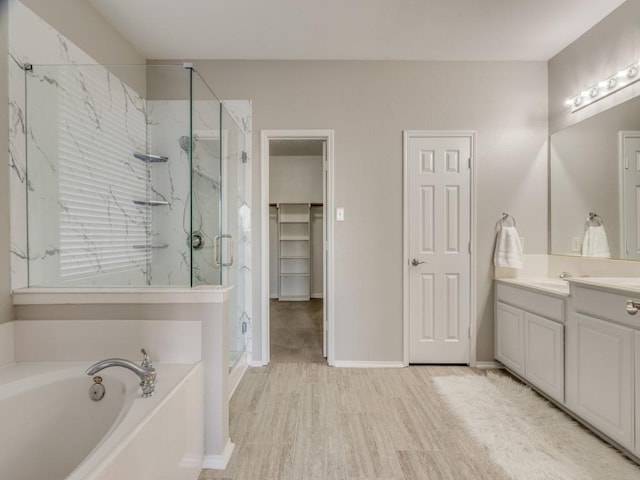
xmin=86 ymin=349 xmax=157 ymax=398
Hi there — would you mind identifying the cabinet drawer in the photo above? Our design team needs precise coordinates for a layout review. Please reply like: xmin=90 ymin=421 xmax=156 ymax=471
xmin=574 ymin=286 xmax=640 ymax=329
xmin=496 ymin=283 xmax=564 ymax=322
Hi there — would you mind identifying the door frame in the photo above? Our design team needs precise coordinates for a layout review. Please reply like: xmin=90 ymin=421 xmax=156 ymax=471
xmin=260 ymin=129 xmax=335 ymax=366
xmin=402 ymin=130 xmax=477 ymax=366
xmin=618 ymin=131 xmax=640 ymax=258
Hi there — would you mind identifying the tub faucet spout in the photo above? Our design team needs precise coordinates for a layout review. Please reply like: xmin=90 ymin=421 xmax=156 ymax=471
xmin=86 ymin=354 xmax=157 ymax=398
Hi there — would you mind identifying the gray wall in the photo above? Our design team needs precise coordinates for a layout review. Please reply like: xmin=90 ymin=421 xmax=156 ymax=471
xmin=151 ymin=60 xmax=548 ymax=363
xmin=270 ymin=155 xmax=323 ymax=204
xmin=268 ymin=155 xmax=324 ymax=297
xmin=0 ymin=1 xmax=13 ymax=324
xmin=549 ymin=0 xmax=640 ymax=134
xmin=20 ymin=0 xmax=143 ymax=65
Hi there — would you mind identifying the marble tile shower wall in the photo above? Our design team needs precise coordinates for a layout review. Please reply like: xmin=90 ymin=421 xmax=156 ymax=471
xmin=9 ymin=2 xmax=152 ymax=287
xmin=8 ymin=1 xmax=96 ymax=288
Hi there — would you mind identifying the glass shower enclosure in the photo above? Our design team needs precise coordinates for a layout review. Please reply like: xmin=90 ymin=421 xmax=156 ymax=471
xmin=24 ymin=63 xmax=249 ymax=371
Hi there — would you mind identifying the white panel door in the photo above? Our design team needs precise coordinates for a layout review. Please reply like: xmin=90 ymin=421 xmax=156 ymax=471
xmin=408 ymin=134 xmax=471 ymax=363
xmin=621 ymin=132 xmax=640 ymax=259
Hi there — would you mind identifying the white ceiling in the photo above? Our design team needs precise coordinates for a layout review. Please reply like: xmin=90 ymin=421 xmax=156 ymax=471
xmin=89 ymin=0 xmax=627 ymax=61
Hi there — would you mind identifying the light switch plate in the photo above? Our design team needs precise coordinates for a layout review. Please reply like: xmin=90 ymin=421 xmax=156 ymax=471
xmin=336 ymin=207 xmax=344 ymax=221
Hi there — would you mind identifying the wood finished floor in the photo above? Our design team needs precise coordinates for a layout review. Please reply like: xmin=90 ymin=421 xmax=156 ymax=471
xmin=200 ymin=300 xmax=508 ymax=480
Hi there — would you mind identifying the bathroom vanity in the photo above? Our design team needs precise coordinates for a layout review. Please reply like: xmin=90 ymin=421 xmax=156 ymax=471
xmin=495 ymin=277 xmax=640 ymax=459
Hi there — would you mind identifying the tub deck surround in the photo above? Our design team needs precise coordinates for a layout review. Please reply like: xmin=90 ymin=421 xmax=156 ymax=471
xmin=12 ymin=285 xmax=231 ymax=305
xmin=0 ymin=362 xmax=203 ymax=480
xmin=9 ymin=285 xmax=235 ymax=472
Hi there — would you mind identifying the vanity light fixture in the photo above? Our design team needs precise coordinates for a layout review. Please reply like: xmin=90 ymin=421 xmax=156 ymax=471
xmin=564 ymin=61 xmax=640 ymax=112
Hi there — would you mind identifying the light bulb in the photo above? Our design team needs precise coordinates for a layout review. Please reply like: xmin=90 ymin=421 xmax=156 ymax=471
xmin=606 ymin=77 xmax=617 ymax=89
xmin=589 ymin=87 xmax=599 ymax=97
xmin=627 ymin=66 xmax=638 ymax=78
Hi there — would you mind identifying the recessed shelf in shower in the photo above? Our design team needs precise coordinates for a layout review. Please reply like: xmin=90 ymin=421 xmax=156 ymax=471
xmin=133 ymin=152 xmax=169 ymax=163
xmin=132 ymin=244 xmax=169 ymax=250
xmin=133 ymin=199 xmax=169 ymax=206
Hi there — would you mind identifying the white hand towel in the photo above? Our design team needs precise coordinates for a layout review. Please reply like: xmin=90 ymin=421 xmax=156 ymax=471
xmin=582 ymin=225 xmax=610 ymax=258
xmin=494 ymin=226 xmax=523 ymax=269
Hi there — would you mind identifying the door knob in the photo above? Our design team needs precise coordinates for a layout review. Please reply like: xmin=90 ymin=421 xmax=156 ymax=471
xmin=411 ymin=258 xmax=426 ymax=266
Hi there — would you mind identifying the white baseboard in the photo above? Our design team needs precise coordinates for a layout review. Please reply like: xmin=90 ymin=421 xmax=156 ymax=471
xmin=474 ymin=361 xmax=504 ymax=369
xmin=202 ymin=440 xmax=235 ymax=470
xmin=332 ymin=360 xmax=405 ymax=368
xmin=270 ymin=294 xmax=278 ymax=299
xmin=249 ymin=359 xmax=265 ymax=367
xmin=311 ymin=293 xmax=324 ymax=299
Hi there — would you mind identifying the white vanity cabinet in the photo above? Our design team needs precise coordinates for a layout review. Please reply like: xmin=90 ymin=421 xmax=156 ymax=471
xmin=495 ymin=302 xmax=525 ymax=375
xmin=566 ymin=285 xmax=636 ymax=451
xmin=495 ymin=282 xmax=565 ymax=402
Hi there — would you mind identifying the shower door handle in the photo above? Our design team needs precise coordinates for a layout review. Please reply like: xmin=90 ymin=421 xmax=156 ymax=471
xmin=214 ymin=234 xmax=234 ymax=267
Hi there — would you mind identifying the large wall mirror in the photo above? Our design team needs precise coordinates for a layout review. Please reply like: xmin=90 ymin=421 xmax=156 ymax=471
xmin=550 ymin=95 xmax=640 ymax=260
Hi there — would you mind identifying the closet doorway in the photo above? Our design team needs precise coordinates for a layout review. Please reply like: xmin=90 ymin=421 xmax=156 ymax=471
xmin=260 ymin=130 xmax=335 ymax=365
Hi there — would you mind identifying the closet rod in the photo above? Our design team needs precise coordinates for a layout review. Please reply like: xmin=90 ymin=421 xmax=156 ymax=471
xmin=269 ymin=203 xmax=324 ymax=207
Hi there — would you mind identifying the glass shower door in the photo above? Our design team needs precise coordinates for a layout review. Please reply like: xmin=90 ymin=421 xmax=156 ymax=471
xmin=221 ymin=106 xmax=249 ymax=371
xmin=190 ymin=72 xmax=222 ymax=287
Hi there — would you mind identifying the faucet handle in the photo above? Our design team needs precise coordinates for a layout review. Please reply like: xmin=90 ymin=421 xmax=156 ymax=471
xmin=140 ymin=348 xmax=153 ymax=369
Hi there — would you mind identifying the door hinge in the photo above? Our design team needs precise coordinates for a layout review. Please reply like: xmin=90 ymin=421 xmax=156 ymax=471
xmin=625 ymin=156 xmax=629 ymax=170
xmin=468 ymin=326 xmax=471 ymax=338
xmin=468 ymin=157 xmax=472 ymax=169
xmin=242 ymin=321 xmax=247 ymax=334
xmin=468 ymin=242 xmax=472 ymax=254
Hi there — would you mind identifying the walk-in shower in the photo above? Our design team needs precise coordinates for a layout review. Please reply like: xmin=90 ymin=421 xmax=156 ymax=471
xmin=23 ymin=63 xmax=250 ymax=370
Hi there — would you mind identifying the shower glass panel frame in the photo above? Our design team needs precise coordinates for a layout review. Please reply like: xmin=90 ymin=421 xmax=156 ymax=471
xmin=24 ymin=63 xmax=247 ymax=370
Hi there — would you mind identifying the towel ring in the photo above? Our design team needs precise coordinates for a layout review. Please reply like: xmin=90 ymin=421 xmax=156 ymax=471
xmin=500 ymin=212 xmax=516 ymax=228
xmin=587 ymin=212 xmax=603 ymax=227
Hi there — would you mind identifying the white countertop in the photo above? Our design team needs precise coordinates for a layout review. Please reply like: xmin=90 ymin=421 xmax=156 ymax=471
xmin=568 ymin=277 xmax=640 ymax=296
xmin=495 ymin=277 xmax=570 ymax=296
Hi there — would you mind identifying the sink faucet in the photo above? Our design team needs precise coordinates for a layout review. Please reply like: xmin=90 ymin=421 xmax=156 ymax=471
xmin=86 ymin=349 xmax=157 ymax=398
xmin=559 ymin=272 xmax=572 ymax=280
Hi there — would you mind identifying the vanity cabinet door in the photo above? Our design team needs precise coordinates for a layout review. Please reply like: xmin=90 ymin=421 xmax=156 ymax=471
xmin=566 ymin=312 xmax=634 ymax=450
xmin=495 ymin=302 xmax=525 ymax=376
xmin=524 ymin=312 xmax=564 ymax=403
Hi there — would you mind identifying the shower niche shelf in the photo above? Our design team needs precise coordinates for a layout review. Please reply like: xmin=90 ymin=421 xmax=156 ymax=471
xmin=132 ymin=244 xmax=168 ymax=250
xmin=133 ymin=152 xmax=169 ymax=163
xmin=133 ymin=199 xmax=169 ymax=206
xmin=278 ymin=203 xmax=311 ymax=301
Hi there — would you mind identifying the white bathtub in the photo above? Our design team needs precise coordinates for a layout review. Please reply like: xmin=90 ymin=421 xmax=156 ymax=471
xmin=0 ymin=362 xmax=204 ymax=480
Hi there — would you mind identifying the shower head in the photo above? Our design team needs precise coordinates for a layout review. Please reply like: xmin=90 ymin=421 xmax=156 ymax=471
xmin=179 ymin=135 xmax=194 ymax=154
